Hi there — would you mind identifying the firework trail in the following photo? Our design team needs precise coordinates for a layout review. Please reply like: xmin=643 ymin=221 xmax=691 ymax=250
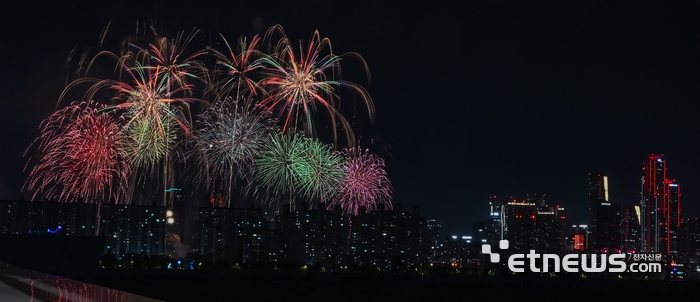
xmin=257 ymin=25 xmax=375 ymax=148
xmin=294 ymin=138 xmax=344 ymax=203
xmin=191 ymin=96 xmax=276 ymax=206
xmin=327 ymin=146 xmax=392 ymax=216
xmin=133 ymin=28 xmax=207 ymax=94
xmin=23 ymin=101 xmax=131 ymax=204
xmin=61 ymin=25 xmax=206 ymax=105
xmin=207 ymin=34 xmax=266 ymax=102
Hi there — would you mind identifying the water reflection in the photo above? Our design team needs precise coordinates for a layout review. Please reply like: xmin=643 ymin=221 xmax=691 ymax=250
xmin=1 ymin=262 xmax=161 ymax=302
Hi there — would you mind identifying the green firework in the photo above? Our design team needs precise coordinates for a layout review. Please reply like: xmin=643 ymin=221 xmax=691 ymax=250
xmin=293 ymin=138 xmax=344 ymax=202
xmin=254 ymin=131 xmax=307 ymax=199
xmin=122 ymin=112 xmax=179 ymax=169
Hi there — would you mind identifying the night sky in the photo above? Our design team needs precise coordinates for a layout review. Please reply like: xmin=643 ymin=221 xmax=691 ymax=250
xmin=4 ymin=1 xmax=700 ymax=236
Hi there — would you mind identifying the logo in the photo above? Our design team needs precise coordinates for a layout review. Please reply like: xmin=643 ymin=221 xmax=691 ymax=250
xmin=482 ymin=240 xmax=662 ymax=273
xmin=481 ymin=240 xmax=509 ymax=263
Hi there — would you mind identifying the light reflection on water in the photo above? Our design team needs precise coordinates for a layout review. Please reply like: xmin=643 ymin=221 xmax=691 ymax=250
xmin=1 ymin=262 xmax=161 ymax=302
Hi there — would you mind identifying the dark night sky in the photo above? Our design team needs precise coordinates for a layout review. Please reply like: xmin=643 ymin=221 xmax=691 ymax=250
xmin=3 ymin=1 xmax=700 ymax=236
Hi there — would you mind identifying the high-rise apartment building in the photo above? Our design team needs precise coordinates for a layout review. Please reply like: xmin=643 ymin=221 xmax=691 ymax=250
xmin=274 ymin=203 xmax=349 ymax=267
xmin=199 ymin=205 xmax=268 ymax=264
xmin=350 ymin=204 xmax=427 ymax=273
xmin=100 ymin=204 xmax=166 ymax=259
xmin=0 ymin=200 xmax=98 ymax=236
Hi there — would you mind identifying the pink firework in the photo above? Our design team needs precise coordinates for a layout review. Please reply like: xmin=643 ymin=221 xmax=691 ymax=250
xmin=328 ymin=147 xmax=392 ymax=216
xmin=24 ymin=101 xmax=131 ymax=203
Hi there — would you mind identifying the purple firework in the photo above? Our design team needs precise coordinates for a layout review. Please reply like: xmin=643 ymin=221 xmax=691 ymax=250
xmin=328 ymin=147 xmax=392 ymax=216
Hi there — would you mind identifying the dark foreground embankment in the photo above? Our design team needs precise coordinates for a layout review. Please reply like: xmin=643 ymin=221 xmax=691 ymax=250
xmin=94 ymin=269 xmax=700 ymax=302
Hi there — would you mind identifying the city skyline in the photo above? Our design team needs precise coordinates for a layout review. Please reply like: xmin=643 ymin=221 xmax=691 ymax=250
xmin=3 ymin=1 xmax=700 ymax=237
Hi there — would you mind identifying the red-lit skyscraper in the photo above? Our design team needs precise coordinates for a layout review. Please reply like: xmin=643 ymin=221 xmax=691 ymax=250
xmin=640 ymin=154 xmax=680 ymax=255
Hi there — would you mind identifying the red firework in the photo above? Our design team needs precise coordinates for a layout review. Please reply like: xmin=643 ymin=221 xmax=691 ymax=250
xmin=208 ymin=34 xmax=265 ymax=101
xmin=328 ymin=147 xmax=392 ymax=216
xmin=24 ymin=101 xmax=131 ymax=203
xmin=257 ymin=25 xmax=374 ymax=147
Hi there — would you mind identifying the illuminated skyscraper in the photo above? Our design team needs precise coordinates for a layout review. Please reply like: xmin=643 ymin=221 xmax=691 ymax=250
xmin=498 ymin=194 xmax=564 ymax=252
xmin=588 ymin=173 xmax=620 ymax=252
xmin=588 ymin=173 xmax=610 ymax=250
xmin=535 ymin=205 xmax=565 ymax=252
xmin=640 ymin=154 xmax=680 ymax=254
xmin=679 ymin=218 xmax=700 ymax=256
xmin=426 ymin=219 xmax=442 ymax=260
xmin=666 ymin=181 xmax=680 ymax=255
xmin=480 ymin=196 xmax=507 ymax=246
xmin=503 ymin=199 xmax=537 ymax=251
xmin=621 ymin=205 xmax=641 ymax=252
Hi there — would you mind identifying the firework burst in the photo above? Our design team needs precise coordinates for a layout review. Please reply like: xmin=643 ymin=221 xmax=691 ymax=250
xmin=122 ymin=111 xmax=179 ymax=169
xmin=24 ymin=101 xmax=130 ymax=203
xmin=253 ymin=131 xmax=308 ymax=209
xmin=125 ymin=28 xmax=207 ymax=206
xmin=258 ymin=25 xmax=375 ymax=147
xmin=294 ymin=138 xmax=344 ymax=203
xmin=191 ymin=96 xmax=276 ymax=205
xmin=111 ymin=63 xmax=194 ymax=130
xmin=61 ymin=24 xmax=205 ymax=105
xmin=207 ymin=35 xmax=265 ymax=101
xmin=100 ymin=63 xmax=193 ymax=171
xmin=327 ymin=146 xmax=392 ymax=216
xmin=132 ymin=28 xmax=207 ymax=96
xmin=57 ymin=24 xmax=206 ymax=208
